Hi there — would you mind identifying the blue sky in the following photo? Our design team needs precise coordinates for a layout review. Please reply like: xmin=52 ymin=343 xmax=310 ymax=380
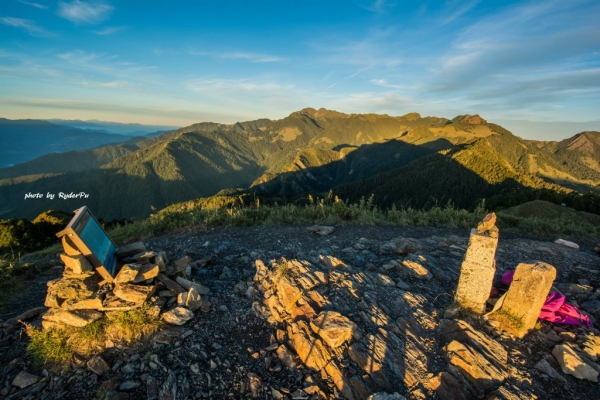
xmin=1 ymin=0 xmax=599 ymax=139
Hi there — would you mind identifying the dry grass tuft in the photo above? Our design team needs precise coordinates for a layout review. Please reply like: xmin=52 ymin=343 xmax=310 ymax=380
xmin=26 ymin=306 xmax=161 ymax=368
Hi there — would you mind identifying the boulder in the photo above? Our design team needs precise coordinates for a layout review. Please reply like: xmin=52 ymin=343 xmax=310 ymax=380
xmin=157 ymin=273 xmax=186 ymax=294
xmin=11 ymin=371 xmax=39 ymax=389
xmin=488 ymin=262 xmax=556 ymax=338
xmin=61 ymin=236 xmax=81 ymax=256
xmin=87 ymin=356 xmax=110 ymax=375
xmin=42 ymin=308 xmax=102 ymax=328
xmin=133 ymin=264 xmax=160 ymax=283
xmin=162 ymin=307 xmax=194 ymax=325
xmin=310 ymin=311 xmax=356 ymax=349
xmin=61 ymin=296 xmax=104 ymax=310
xmin=114 ymin=264 xmax=141 ymax=284
xmin=45 ymin=275 xmax=99 ymax=308
xmin=175 ymin=277 xmax=210 ymax=295
xmin=185 ymin=287 xmax=202 ymax=311
xmin=172 ymin=256 xmax=191 ymax=274
xmin=476 ymin=213 xmax=497 ymax=234
xmin=553 ymin=343 xmax=599 ymax=382
xmin=113 ymin=284 xmax=155 ymax=304
xmin=60 ymin=253 xmax=93 ymax=275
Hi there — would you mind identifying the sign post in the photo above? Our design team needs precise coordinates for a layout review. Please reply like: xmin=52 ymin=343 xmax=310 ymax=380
xmin=56 ymin=206 xmax=117 ymax=282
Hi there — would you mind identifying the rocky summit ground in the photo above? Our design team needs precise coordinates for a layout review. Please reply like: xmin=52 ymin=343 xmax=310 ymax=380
xmin=1 ymin=224 xmax=600 ymax=400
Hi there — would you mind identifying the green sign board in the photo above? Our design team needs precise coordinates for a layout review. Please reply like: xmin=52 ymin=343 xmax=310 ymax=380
xmin=57 ymin=206 xmax=117 ymax=281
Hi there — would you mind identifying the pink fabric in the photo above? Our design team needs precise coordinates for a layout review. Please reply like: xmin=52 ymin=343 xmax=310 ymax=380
xmin=500 ymin=270 xmax=592 ymax=327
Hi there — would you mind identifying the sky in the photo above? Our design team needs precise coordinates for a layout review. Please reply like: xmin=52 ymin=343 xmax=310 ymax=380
xmin=1 ymin=0 xmax=599 ymax=140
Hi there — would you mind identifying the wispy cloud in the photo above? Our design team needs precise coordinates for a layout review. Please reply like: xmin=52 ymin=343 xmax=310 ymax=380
xmin=363 ymin=0 xmax=390 ymax=13
xmin=219 ymin=52 xmax=285 ymax=63
xmin=369 ymin=79 xmax=405 ymax=89
xmin=17 ymin=0 xmax=48 ymax=9
xmin=424 ymin=0 xmax=600 ymax=113
xmin=92 ymin=26 xmax=124 ymax=35
xmin=57 ymin=0 xmax=113 ymax=25
xmin=187 ymin=50 xmax=286 ymax=63
xmin=0 ymin=17 xmax=54 ymax=37
xmin=81 ymin=80 xmax=137 ymax=89
xmin=441 ymin=0 xmax=479 ymax=24
xmin=189 ymin=78 xmax=293 ymax=93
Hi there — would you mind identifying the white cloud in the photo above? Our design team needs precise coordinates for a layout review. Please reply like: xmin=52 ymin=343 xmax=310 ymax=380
xmin=92 ymin=26 xmax=124 ymax=35
xmin=189 ymin=78 xmax=292 ymax=93
xmin=187 ymin=50 xmax=286 ymax=63
xmin=0 ymin=17 xmax=54 ymax=37
xmin=81 ymin=80 xmax=136 ymax=89
xmin=441 ymin=0 xmax=479 ymax=24
xmin=219 ymin=52 xmax=285 ymax=63
xmin=17 ymin=0 xmax=48 ymax=9
xmin=363 ymin=0 xmax=390 ymax=13
xmin=57 ymin=0 xmax=113 ymax=25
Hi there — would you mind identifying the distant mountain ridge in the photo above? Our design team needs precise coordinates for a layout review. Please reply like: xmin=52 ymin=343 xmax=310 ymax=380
xmin=46 ymin=119 xmax=179 ymax=137
xmin=0 ymin=118 xmax=138 ymax=167
xmin=0 ymin=108 xmax=598 ymax=220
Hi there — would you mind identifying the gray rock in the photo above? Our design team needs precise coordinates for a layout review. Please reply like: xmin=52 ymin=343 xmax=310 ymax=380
xmin=120 ymin=380 xmax=141 ymax=391
xmin=11 ymin=371 xmax=39 ymax=389
xmin=534 ymin=358 xmax=568 ymax=384
xmin=87 ymin=356 xmax=110 ymax=376
xmin=553 ymin=343 xmax=598 ymax=382
xmin=162 ymin=307 xmax=194 ymax=325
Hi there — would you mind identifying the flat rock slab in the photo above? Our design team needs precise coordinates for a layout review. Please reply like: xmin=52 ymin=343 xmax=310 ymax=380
xmin=175 ymin=277 xmax=210 ymax=295
xmin=42 ymin=308 xmax=103 ymax=328
xmin=113 ymin=284 xmax=155 ymax=304
xmin=114 ymin=264 xmax=140 ymax=284
xmin=133 ymin=264 xmax=160 ymax=283
xmin=445 ymin=339 xmax=507 ymax=391
xmin=162 ymin=307 xmax=195 ymax=325
xmin=12 ymin=371 xmax=39 ymax=389
xmin=553 ymin=343 xmax=599 ymax=382
xmin=60 ymin=253 xmax=93 ymax=274
xmin=310 ymin=311 xmax=356 ymax=349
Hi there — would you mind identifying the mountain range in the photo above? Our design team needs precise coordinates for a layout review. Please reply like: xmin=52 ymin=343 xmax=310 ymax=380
xmin=0 ymin=118 xmax=133 ymax=167
xmin=0 ymin=108 xmax=598 ymax=221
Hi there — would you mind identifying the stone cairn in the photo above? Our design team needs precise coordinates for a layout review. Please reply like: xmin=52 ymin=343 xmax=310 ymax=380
xmin=41 ymin=237 xmax=212 ymax=330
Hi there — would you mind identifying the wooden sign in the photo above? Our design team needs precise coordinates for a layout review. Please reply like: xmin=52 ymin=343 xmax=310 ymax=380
xmin=56 ymin=206 xmax=116 ymax=282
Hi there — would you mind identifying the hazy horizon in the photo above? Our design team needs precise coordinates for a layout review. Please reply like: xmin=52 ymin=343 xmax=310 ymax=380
xmin=1 ymin=0 xmax=599 ymax=140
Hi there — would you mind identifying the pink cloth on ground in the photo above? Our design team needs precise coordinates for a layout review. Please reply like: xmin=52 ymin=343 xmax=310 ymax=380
xmin=501 ymin=270 xmax=592 ymax=327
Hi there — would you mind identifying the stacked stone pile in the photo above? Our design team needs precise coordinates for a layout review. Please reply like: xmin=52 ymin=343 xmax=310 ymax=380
xmin=41 ymin=238 xmax=212 ymax=330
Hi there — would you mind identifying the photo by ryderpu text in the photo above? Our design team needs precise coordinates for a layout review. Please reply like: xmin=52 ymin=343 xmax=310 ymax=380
xmin=24 ymin=192 xmax=90 ymax=200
